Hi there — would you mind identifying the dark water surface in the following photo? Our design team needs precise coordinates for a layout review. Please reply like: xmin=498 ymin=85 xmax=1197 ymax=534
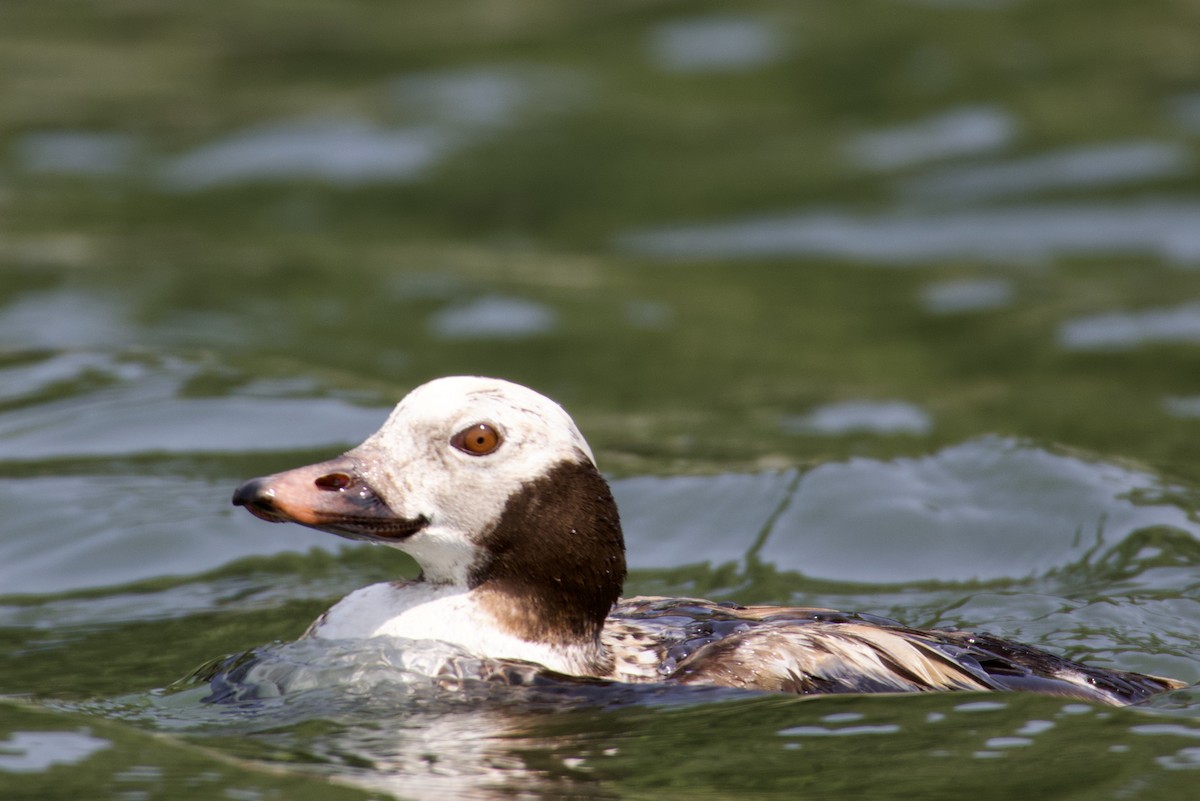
xmin=4 ymin=2 xmax=1200 ymax=799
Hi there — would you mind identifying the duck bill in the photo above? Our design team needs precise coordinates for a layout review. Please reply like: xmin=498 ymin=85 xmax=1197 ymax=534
xmin=231 ymin=456 xmax=428 ymax=543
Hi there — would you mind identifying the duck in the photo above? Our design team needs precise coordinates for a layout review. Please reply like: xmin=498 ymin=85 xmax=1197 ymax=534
xmin=232 ymin=375 xmax=1185 ymax=705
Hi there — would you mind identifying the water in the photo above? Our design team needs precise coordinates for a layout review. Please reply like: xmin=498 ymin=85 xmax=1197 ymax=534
xmin=4 ymin=1 xmax=1200 ymax=799
xmin=617 ymin=202 xmax=1200 ymax=265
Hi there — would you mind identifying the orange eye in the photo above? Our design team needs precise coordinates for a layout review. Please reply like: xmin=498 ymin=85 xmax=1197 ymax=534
xmin=451 ymin=423 xmax=502 ymax=456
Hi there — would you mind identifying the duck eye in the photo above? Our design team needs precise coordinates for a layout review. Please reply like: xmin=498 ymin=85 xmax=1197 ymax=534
xmin=451 ymin=423 xmax=502 ymax=456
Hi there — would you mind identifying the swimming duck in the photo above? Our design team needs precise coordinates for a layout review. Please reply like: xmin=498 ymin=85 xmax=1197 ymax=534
xmin=232 ymin=376 xmax=1184 ymax=705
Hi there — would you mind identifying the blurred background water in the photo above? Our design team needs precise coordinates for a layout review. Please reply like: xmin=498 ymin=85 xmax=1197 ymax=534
xmin=4 ymin=1 xmax=1200 ymax=799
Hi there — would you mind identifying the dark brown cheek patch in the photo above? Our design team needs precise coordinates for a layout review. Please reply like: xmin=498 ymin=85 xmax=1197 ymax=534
xmin=469 ymin=459 xmax=626 ymax=645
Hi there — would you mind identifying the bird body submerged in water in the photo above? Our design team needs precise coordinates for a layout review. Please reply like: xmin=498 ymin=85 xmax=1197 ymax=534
xmin=232 ymin=376 xmax=1185 ymax=705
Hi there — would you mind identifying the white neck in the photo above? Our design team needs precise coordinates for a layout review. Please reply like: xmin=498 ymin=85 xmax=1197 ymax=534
xmin=305 ymin=580 xmax=609 ymax=677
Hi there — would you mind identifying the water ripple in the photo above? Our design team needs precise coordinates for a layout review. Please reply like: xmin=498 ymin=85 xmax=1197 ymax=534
xmin=618 ymin=201 xmax=1200 ymax=265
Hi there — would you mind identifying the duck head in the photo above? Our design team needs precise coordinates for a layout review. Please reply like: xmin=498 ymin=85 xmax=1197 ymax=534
xmin=232 ymin=376 xmax=627 ymax=644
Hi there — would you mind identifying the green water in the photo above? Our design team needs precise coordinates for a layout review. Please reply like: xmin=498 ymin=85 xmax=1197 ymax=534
xmin=4 ymin=1 xmax=1200 ymax=798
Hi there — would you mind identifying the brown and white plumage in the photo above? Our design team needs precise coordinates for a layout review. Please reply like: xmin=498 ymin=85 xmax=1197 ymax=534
xmin=232 ymin=376 xmax=1184 ymax=706
xmin=603 ymin=597 xmax=1179 ymax=703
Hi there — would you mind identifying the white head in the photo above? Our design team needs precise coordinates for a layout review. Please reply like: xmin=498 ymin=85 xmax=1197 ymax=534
xmin=349 ymin=376 xmax=595 ymax=581
xmin=233 ymin=376 xmax=626 ymax=648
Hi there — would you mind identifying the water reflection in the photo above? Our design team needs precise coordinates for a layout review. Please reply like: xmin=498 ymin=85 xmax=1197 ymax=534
xmin=614 ymin=437 xmax=1200 ymax=585
xmin=0 ymin=350 xmax=143 ymax=405
xmin=1163 ymin=396 xmax=1200 ymax=419
xmin=160 ymin=118 xmax=446 ymax=191
xmin=57 ymin=685 xmax=1200 ymax=800
xmin=427 ymin=295 xmax=557 ymax=340
xmin=14 ymin=131 xmax=140 ymax=177
xmin=900 ymin=140 xmax=1191 ymax=203
xmin=898 ymin=0 xmax=1012 ymax=7
xmin=757 ymin=437 xmax=1198 ymax=583
xmin=312 ymin=710 xmax=559 ymax=800
xmin=0 ymin=290 xmax=134 ymax=350
xmin=781 ymin=400 xmax=932 ymax=435
xmin=921 ymin=277 xmax=1014 ymax=314
xmin=1058 ymin=302 xmax=1200 ymax=351
xmin=150 ymin=640 xmax=744 ymax=801
xmin=0 ymin=575 xmax=301 ymax=630
xmin=646 ymin=15 xmax=787 ymax=74
xmin=0 ymin=729 xmax=112 ymax=773
xmin=0 ymin=62 xmax=592 ymax=193
xmin=622 ymin=299 xmax=673 ymax=330
xmin=845 ymin=105 xmax=1016 ymax=171
xmin=618 ymin=201 xmax=1200 ymax=265
xmin=618 ymin=470 xmax=798 ymax=570
xmin=159 ymin=64 xmax=589 ymax=192
xmin=0 ymin=354 xmax=387 ymax=459
xmin=390 ymin=65 xmax=586 ymax=128
xmin=0 ymin=473 xmax=344 ymax=593
xmin=0 ymin=352 xmax=391 ymax=592
xmin=1168 ymin=92 xmax=1200 ymax=134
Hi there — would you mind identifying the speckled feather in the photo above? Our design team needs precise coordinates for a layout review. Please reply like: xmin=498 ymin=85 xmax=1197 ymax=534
xmin=603 ymin=597 xmax=1182 ymax=703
